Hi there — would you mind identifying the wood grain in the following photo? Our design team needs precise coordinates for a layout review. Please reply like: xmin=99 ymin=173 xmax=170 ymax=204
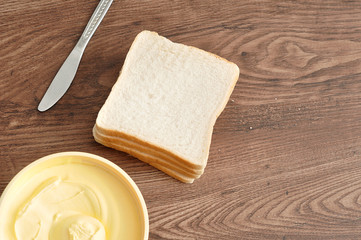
xmin=2 ymin=0 xmax=361 ymax=239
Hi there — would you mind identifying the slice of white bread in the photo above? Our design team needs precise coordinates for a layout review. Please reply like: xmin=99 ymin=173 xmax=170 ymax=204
xmin=93 ymin=127 xmax=202 ymax=178
xmin=94 ymin=30 xmax=239 ymax=182
xmin=93 ymin=126 xmax=204 ymax=176
xmin=94 ymin=124 xmax=204 ymax=173
xmin=95 ymin=124 xmax=204 ymax=170
xmin=93 ymin=134 xmax=199 ymax=182
xmin=93 ymin=132 xmax=197 ymax=183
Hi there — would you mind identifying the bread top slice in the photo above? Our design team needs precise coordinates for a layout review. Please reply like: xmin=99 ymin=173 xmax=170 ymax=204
xmin=96 ymin=30 xmax=239 ymax=168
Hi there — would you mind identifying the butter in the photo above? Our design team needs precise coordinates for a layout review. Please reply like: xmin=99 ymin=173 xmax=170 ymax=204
xmin=0 ymin=152 xmax=148 ymax=240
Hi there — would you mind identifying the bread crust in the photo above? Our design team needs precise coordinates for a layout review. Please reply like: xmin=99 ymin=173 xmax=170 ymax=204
xmin=94 ymin=125 xmax=204 ymax=174
xmin=93 ymin=132 xmax=196 ymax=183
xmin=94 ymin=127 xmax=202 ymax=177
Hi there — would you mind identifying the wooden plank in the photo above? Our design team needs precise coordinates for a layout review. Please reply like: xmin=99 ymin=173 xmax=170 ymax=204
xmin=2 ymin=0 xmax=361 ymax=239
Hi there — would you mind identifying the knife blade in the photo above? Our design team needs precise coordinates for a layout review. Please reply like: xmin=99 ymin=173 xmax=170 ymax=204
xmin=38 ymin=0 xmax=113 ymax=112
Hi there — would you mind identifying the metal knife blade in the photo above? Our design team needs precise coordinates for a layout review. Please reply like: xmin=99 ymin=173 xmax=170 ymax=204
xmin=38 ymin=0 xmax=113 ymax=112
xmin=38 ymin=47 xmax=83 ymax=112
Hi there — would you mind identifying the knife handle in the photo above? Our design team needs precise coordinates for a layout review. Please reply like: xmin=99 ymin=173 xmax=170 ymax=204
xmin=77 ymin=0 xmax=114 ymax=49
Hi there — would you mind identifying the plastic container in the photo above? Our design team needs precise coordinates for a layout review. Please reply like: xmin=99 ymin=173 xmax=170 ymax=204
xmin=0 ymin=152 xmax=149 ymax=240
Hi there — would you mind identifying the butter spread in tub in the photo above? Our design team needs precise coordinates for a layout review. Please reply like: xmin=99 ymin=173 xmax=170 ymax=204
xmin=0 ymin=154 xmax=146 ymax=240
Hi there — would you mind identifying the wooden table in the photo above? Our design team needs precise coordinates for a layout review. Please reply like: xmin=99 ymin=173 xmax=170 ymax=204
xmin=2 ymin=0 xmax=361 ymax=239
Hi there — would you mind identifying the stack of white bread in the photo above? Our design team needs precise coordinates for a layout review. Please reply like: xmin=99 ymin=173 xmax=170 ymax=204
xmin=93 ymin=30 xmax=239 ymax=183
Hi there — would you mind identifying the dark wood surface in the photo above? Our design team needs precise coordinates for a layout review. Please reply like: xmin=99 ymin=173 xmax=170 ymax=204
xmin=2 ymin=0 xmax=361 ymax=239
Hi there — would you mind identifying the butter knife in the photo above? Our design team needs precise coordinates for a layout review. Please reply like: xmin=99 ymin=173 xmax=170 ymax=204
xmin=38 ymin=0 xmax=113 ymax=112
